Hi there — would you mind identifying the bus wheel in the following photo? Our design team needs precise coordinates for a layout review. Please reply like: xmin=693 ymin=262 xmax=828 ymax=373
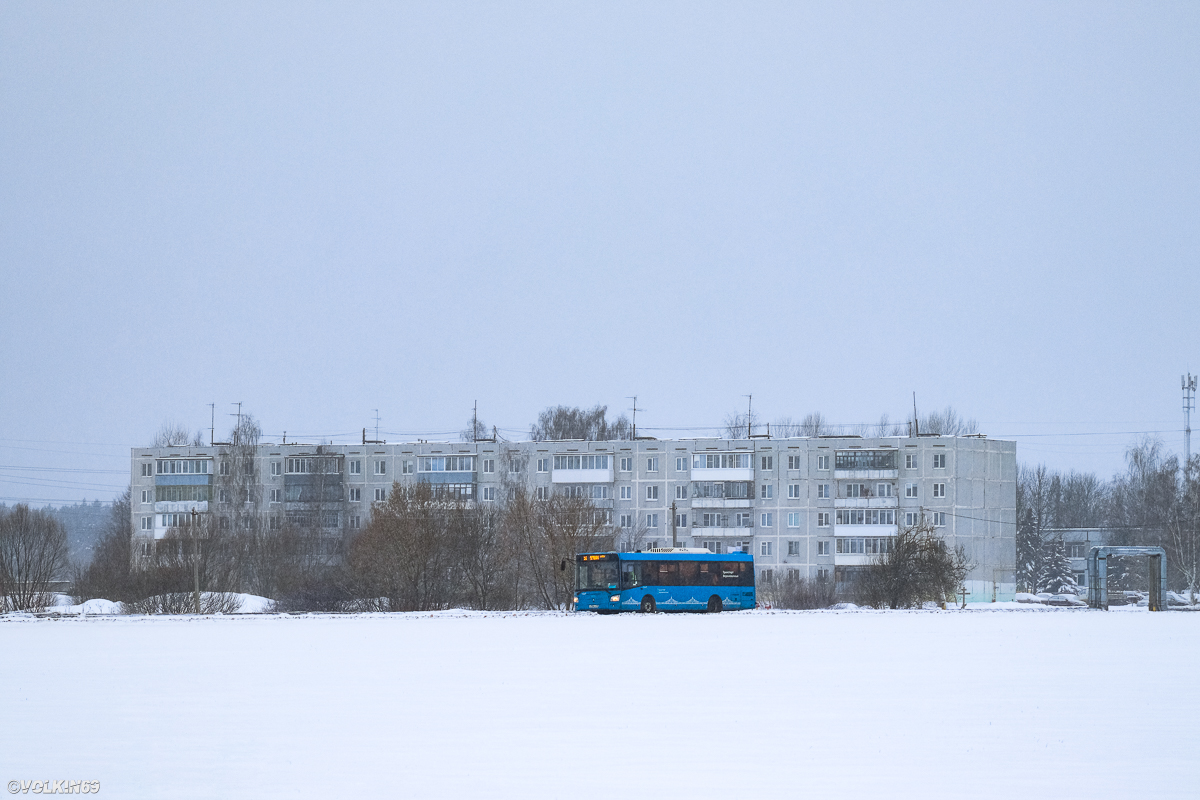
xmin=707 ymin=596 xmax=723 ymax=613
xmin=640 ymin=596 xmax=656 ymax=614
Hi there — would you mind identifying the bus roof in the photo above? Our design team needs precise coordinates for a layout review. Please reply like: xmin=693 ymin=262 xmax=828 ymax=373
xmin=577 ymin=551 xmax=754 ymax=563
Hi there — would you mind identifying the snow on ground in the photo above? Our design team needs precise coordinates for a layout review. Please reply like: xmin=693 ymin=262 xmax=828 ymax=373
xmin=1 ymin=608 xmax=1197 ymax=799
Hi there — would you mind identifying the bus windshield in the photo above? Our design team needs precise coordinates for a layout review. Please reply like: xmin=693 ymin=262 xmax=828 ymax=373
xmin=576 ymin=559 xmax=619 ymax=592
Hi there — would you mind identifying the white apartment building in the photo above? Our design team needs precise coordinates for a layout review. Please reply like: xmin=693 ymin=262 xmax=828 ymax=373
xmin=131 ymin=433 xmax=1017 ymax=601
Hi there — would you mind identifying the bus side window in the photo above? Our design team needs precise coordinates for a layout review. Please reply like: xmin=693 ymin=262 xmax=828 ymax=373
xmin=658 ymin=562 xmax=677 ymax=586
xmin=678 ymin=562 xmax=699 ymax=585
xmin=623 ymin=563 xmax=642 ymax=588
xmin=640 ymin=562 xmax=657 ymax=586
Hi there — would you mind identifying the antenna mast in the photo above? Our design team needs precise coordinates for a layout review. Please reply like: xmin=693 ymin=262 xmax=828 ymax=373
xmin=208 ymin=403 xmax=215 ymax=447
xmin=1185 ymin=373 xmax=1197 ymax=472
xmin=744 ymin=395 xmax=753 ymax=438
xmin=628 ymin=396 xmax=639 ymax=440
xmin=374 ymin=409 xmax=381 ymax=443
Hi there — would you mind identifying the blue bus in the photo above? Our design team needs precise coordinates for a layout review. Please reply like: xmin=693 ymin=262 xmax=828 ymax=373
xmin=574 ymin=549 xmax=756 ymax=613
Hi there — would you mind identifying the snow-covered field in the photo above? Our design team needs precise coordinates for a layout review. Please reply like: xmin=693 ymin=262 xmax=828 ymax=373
xmin=2 ymin=607 xmax=1196 ymax=799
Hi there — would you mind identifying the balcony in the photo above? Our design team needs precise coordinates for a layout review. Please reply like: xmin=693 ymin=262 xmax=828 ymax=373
xmin=690 ymin=467 xmax=753 ymax=481
xmin=833 ymin=524 xmax=898 ymax=538
xmin=551 ymin=467 xmax=613 ymax=484
xmin=690 ymin=527 xmax=754 ymax=538
xmin=153 ymin=500 xmax=209 ymax=514
xmin=834 ymin=469 xmax=899 ymax=480
xmin=833 ymin=553 xmax=877 ymax=567
xmin=692 ymin=498 xmax=753 ymax=509
xmin=834 ymin=497 xmax=899 ymax=509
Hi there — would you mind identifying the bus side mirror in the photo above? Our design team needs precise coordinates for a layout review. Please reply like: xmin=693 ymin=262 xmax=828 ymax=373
xmin=560 ymin=559 xmax=567 ymax=572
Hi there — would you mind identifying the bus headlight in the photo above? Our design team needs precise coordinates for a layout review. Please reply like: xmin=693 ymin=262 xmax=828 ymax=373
xmin=573 ymin=596 xmax=578 ymax=604
xmin=610 ymin=595 xmax=620 ymax=602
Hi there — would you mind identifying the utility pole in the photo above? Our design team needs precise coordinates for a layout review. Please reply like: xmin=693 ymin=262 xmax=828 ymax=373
xmin=1184 ymin=374 xmax=1197 ymax=473
xmin=628 ymin=396 xmax=639 ymax=440
xmin=671 ymin=500 xmax=678 ymax=548
xmin=190 ymin=508 xmax=201 ymax=615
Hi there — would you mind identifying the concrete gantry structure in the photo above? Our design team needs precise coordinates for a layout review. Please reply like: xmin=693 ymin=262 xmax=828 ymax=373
xmin=130 ymin=433 xmax=1017 ymax=602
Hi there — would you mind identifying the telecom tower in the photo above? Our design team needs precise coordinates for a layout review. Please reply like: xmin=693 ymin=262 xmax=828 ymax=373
xmin=1185 ymin=373 xmax=1197 ymax=472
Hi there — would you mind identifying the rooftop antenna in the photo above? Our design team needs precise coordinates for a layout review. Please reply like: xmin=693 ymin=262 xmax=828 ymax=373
xmin=230 ymin=402 xmax=242 ymax=444
xmin=1184 ymin=373 xmax=1196 ymax=472
xmin=744 ymin=394 xmax=753 ymax=438
xmin=628 ymin=396 xmax=639 ymax=440
xmin=374 ymin=409 xmax=381 ymax=443
xmin=208 ymin=403 xmax=215 ymax=447
xmin=912 ymin=392 xmax=919 ymax=437
xmin=473 ymin=401 xmax=478 ymax=443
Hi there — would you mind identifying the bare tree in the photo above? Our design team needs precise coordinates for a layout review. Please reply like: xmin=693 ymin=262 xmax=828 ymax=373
xmin=758 ymin=573 xmax=838 ymax=609
xmin=460 ymin=416 xmax=491 ymax=442
xmin=72 ymin=488 xmax=135 ymax=603
xmin=854 ymin=515 xmax=972 ymax=608
xmin=347 ymin=482 xmax=458 ymax=611
xmin=0 ymin=504 xmax=69 ymax=610
xmin=911 ymin=406 xmax=978 ymax=436
xmin=530 ymin=405 xmax=631 ymax=441
xmin=152 ymin=422 xmax=194 ymax=447
xmin=799 ymin=412 xmax=827 ymax=438
xmin=1168 ymin=458 xmax=1200 ymax=603
xmin=723 ymin=411 xmax=760 ymax=439
xmin=519 ymin=494 xmax=613 ymax=609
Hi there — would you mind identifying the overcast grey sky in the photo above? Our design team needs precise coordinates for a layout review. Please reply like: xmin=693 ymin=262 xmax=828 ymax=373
xmin=2 ymin=2 xmax=1198 ymax=504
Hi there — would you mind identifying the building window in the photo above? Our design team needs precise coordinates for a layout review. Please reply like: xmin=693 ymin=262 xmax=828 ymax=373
xmin=787 ymin=540 xmax=800 ymax=556
xmin=140 ymin=516 xmax=152 ymax=531
xmin=620 ymin=514 xmax=633 ymax=529
xmin=675 ymin=456 xmax=687 ymax=472
xmin=905 ymin=483 xmax=918 ymax=498
xmin=374 ymin=460 xmax=386 ymax=475
xmin=675 ymin=485 xmax=687 ymax=500
xmin=374 ymin=488 xmax=386 ymax=502
xmin=760 ymin=541 xmax=773 ymax=556
xmin=817 ymin=567 xmax=830 ymax=580
xmin=675 ymin=513 xmax=688 ymax=528
xmin=620 ymin=457 xmax=633 ymax=472
xmin=620 ymin=485 xmax=632 ymax=500
xmin=817 ymin=540 xmax=830 ymax=555
xmin=270 ymin=489 xmax=282 ymax=503
xmin=646 ymin=485 xmax=659 ymax=501
xmin=760 ymin=512 xmax=773 ymax=527
xmin=787 ymin=512 xmax=800 ymax=528
xmin=647 ymin=457 xmax=659 ymax=472
xmin=219 ymin=489 xmax=230 ymax=503
xmin=788 ymin=484 xmax=800 ymax=499
xmin=537 ymin=458 xmax=549 ymax=473
xmin=933 ymin=483 xmax=946 ymax=498
xmin=270 ymin=461 xmax=281 ymax=476
xmin=536 ymin=486 xmax=549 ymax=501
xmin=817 ymin=512 xmax=830 ymax=527
xmin=219 ymin=460 xmax=229 ymax=476
xmin=1067 ymin=543 xmax=1086 ymax=558
xmin=933 ymin=512 xmax=946 ymax=527
xmin=877 ymin=483 xmax=893 ymax=497
xmin=402 ymin=460 xmax=413 ymax=475
xmin=141 ymin=463 xmax=153 ymax=477
xmin=508 ymin=458 xmax=521 ymax=474
xmin=482 ymin=486 xmax=496 ymax=501
xmin=788 ymin=455 xmax=802 ymax=471
xmin=817 ymin=484 xmax=830 ymax=499
xmin=905 ymin=511 xmax=919 ymax=528
xmin=760 ymin=484 xmax=773 ymax=499
xmin=347 ymin=488 xmax=360 ymax=502
xmin=816 ymin=455 xmax=830 ymax=471
xmin=761 ymin=455 xmax=773 ymax=471
xmin=905 ymin=453 xmax=916 ymax=469
xmin=348 ymin=460 xmax=361 ymax=475
xmin=835 ymin=509 xmax=896 ymax=525
xmin=646 ymin=514 xmax=659 ymax=529
xmin=933 ymin=453 xmax=946 ymax=469
xmin=140 ymin=489 xmax=150 ymax=504
xmin=482 ymin=459 xmax=495 ymax=474
xmin=349 ymin=515 xmax=361 ymax=530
